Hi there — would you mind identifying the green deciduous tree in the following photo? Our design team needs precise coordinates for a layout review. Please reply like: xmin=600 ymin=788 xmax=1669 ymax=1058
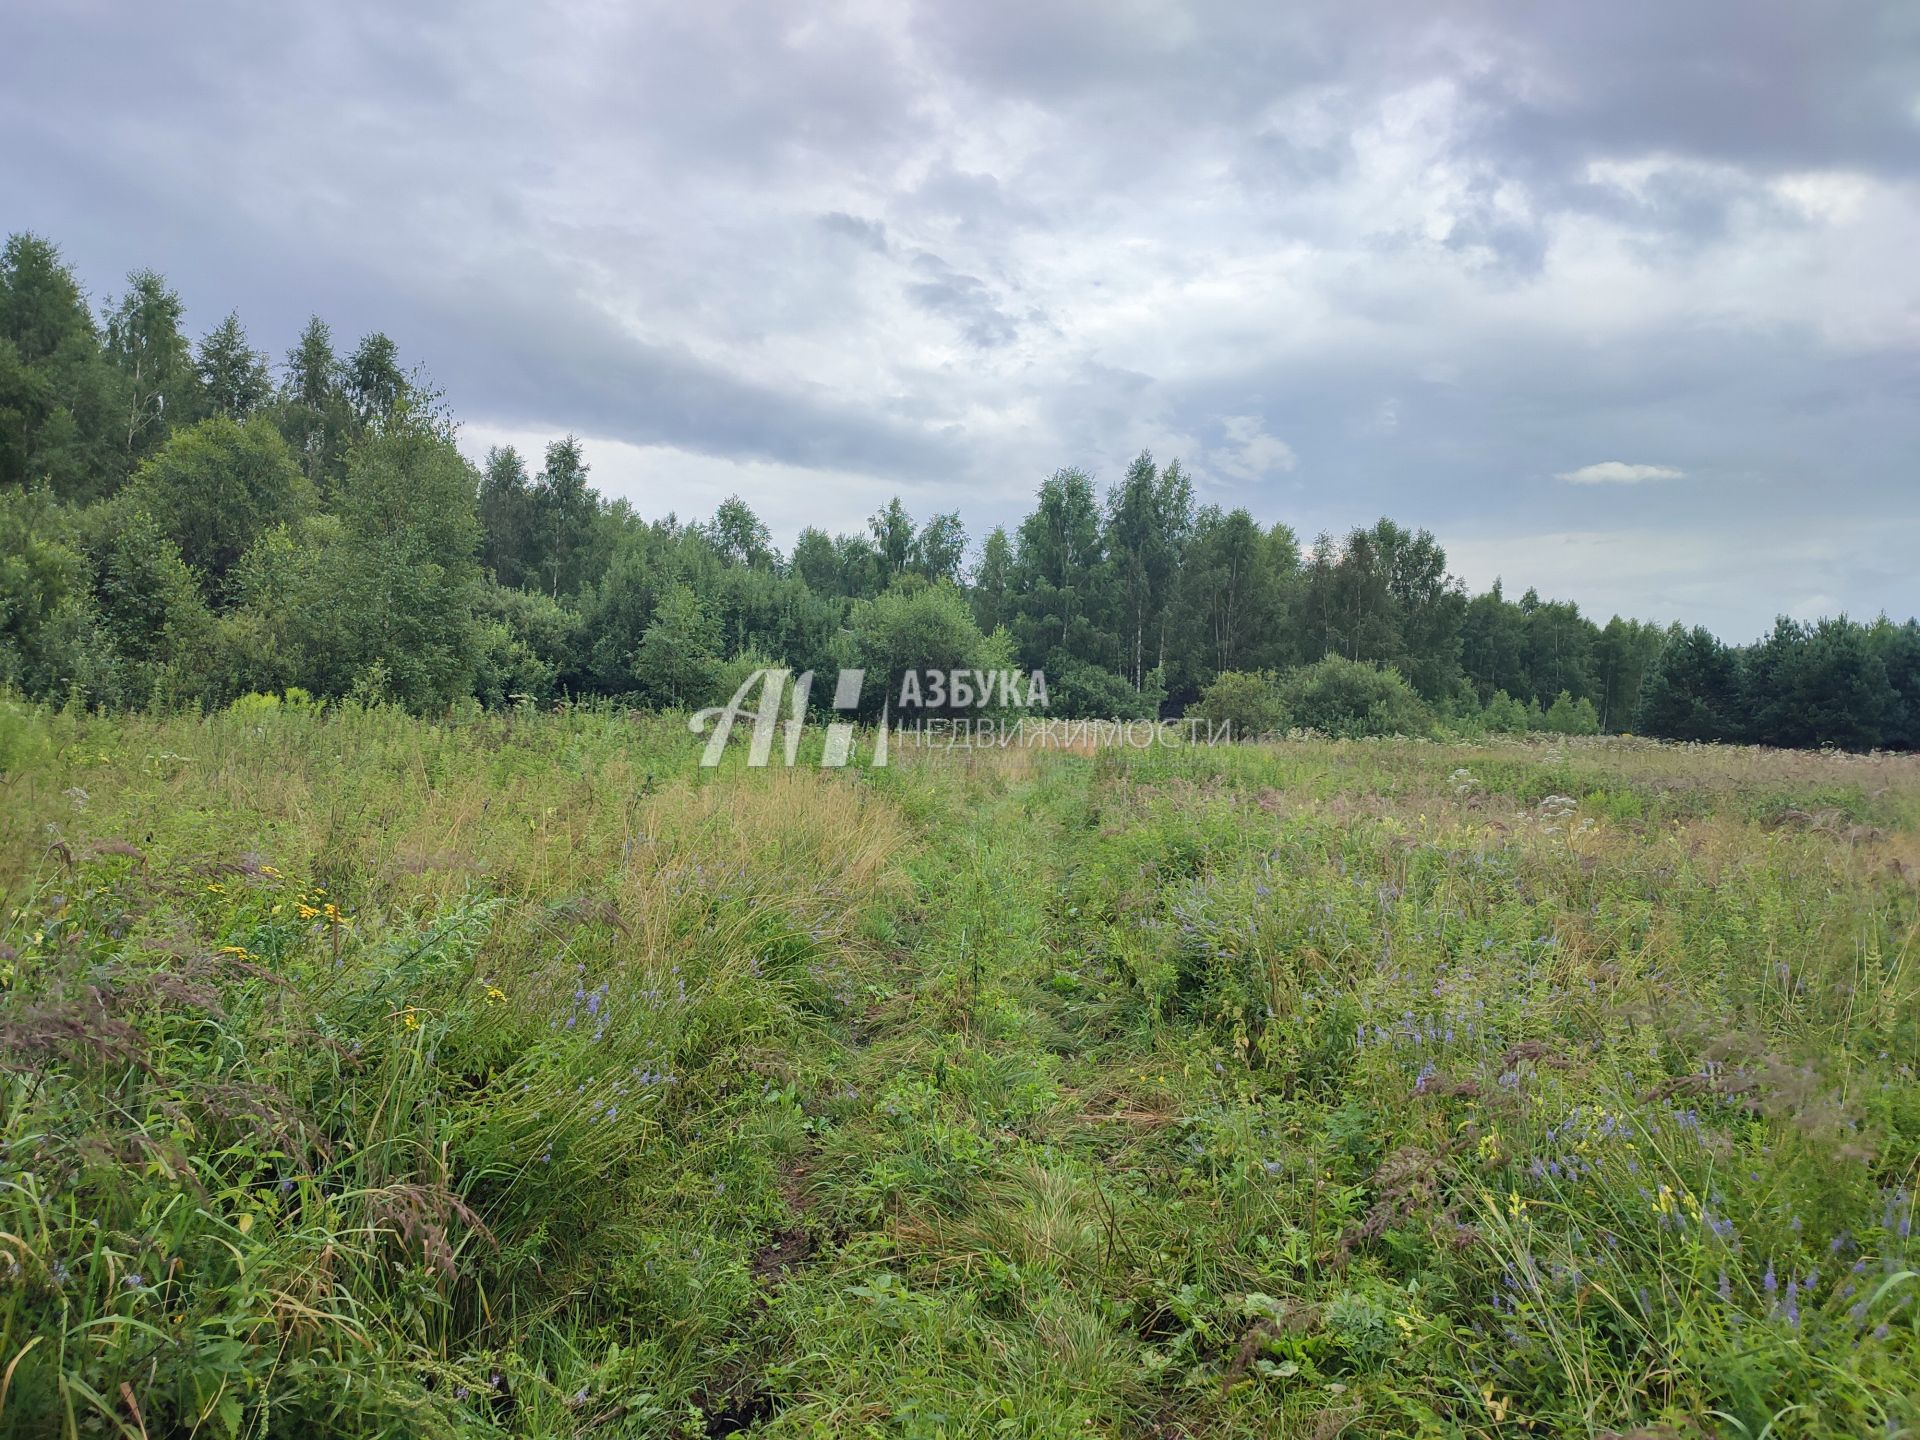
xmin=1543 ymin=689 xmax=1600 ymax=736
xmin=529 ymin=437 xmax=598 ymax=599
xmin=706 ymin=494 xmax=774 ymax=570
xmin=791 ymin=527 xmax=840 ymax=596
xmin=1301 ymin=519 xmax=1462 ymax=700
xmin=472 ymin=581 xmax=577 ymax=707
xmin=841 ymin=582 xmax=1011 ymax=720
xmin=912 ymin=510 xmax=967 ymax=584
xmin=869 ymin=497 xmax=915 ymax=579
xmin=1483 ymin=688 xmax=1530 ymax=733
xmin=1106 ymin=451 xmax=1193 ymax=692
xmin=1593 ymin=616 xmax=1661 ymax=732
xmin=124 ymin=416 xmax=311 ymax=604
xmin=970 ymin=526 xmax=1013 ymax=635
xmin=75 ymin=503 xmax=212 ymax=707
xmin=1170 ymin=507 xmax=1289 ymax=689
xmin=1460 ymin=581 xmax=1530 ymax=704
xmin=1519 ymin=590 xmax=1596 ymax=707
xmin=343 ymin=332 xmax=406 ymax=429
xmin=0 ymin=489 xmax=92 ymax=697
xmin=266 ymin=412 xmax=483 ymax=708
xmin=103 ymin=268 xmax=197 ymax=464
xmin=1009 ymin=467 xmax=1107 ymax=669
xmin=477 ymin=445 xmax=536 ymax=590
xmin=635 ymin=583 xmax=722 ymax=708
xmin=576 ymin=535 xmax=666 ymax=695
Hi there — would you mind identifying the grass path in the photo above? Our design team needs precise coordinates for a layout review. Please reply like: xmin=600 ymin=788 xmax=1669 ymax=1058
xmin=755 ymin=754 xmax=1138 ymax=1436
xmin=756 ymin=753 xmax=1308 ymax=1436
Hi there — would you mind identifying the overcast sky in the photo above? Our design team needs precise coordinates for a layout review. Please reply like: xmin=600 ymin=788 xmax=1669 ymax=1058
xmin=6 ymin=0 xmax=1917 ymax=639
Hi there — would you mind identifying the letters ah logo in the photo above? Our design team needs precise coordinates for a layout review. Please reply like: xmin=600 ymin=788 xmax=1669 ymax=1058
xmin=689 ymin=668 xmax=883 ymax=768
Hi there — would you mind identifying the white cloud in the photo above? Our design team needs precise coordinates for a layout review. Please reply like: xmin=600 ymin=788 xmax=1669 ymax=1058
xmin=1555 ymin=461 xmax=1686 ymax=485
xmin=1209 ymin=414 xmax=1298 ymax=481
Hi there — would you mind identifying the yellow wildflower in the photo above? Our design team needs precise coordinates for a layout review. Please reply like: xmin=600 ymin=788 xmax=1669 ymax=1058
xmin=483 ymin=985 xmax=507 ymax=1005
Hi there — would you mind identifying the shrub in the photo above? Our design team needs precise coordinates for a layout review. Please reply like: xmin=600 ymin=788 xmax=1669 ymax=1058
xmin=1045 ymin=657 xmax=1159 ymax=719
xmin=227 ymin=685 xmax=321 ymax=716
xmin=1542 ymin=689 xmax=1600 ymax=735
xmin=471 ymin=582 xmax=577 ymax=707
xmin=1188 ymin=669 xmax=1286 ymax=738
xmin=1278 ymin=655 xmax=1430 ymax=738
xmin=1483 ymin=688 xmax=1530 ymax=733
xmin=0 ymin=489 xmax=92 ymax=700
xmin=633 ymin=582 xmax=721 ymax=708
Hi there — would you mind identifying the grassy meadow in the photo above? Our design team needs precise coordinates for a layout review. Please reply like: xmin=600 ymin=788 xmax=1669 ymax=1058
xmin=0 ymin=700 xmax=1915 ymax=1438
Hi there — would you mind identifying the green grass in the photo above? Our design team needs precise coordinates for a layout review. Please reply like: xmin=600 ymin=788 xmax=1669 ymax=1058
xmin=0 ymin=702 xmax=1915 ymax=1437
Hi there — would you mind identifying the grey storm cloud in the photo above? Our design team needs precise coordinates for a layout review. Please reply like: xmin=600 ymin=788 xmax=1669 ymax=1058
xmin=904 ymin=255 xmax=1024 ymax=348
xmin=819 ymin=213 xmax=890 ymax=253
xmin=4 ymin=0 xmax=1917 ymax=639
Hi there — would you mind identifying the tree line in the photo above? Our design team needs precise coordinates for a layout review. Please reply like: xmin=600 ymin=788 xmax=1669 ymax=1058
xmin=2 ymin=232 xmax=1915 ymax=749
